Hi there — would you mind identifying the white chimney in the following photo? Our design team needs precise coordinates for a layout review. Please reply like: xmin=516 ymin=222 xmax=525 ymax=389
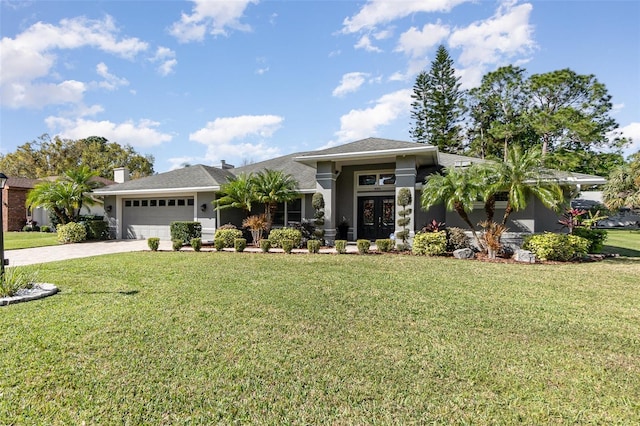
xmin=114 ymin=167 xmax=130 ymax=183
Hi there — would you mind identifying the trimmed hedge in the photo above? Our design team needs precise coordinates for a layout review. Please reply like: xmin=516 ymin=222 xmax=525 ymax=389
xmin=307 ymin=239 xmax=321 ymax=254
xmin=412 ymin=231 xmax=447 ymax=256
xmin=335 ymin=240 xmax=347 ymax=254
xmin=572 ymin=227 xmax=608 ymax=253
xmin=268 ymin=228 xmax=302 ymax=249
xmin=523 ymin=232 xmax=589 ymax=261
xmin=57 ymin=222 xmax=87 ymax=244
xmin=234 ymin=238 xmax=247 ymax=252
xmin=356 ymin=239 xmax=370 ymax=255
xmin=81 ymin=219 xmax=109 ymax=240
xmin=375 ymin=239 xmax=393 ymax=252
xmin=147 ymin=237 xmax=160 ymax=251
xmin=170 ymin=221 xmax=202 ymax=244
xmin=190 ymin=237 xmax=202 ymax=252
xmin=214 ymin=229 xmax=243 ymax=249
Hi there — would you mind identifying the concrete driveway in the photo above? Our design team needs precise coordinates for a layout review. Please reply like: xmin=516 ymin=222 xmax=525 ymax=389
xmin=5 ymin=239 xmax=173 ymax=267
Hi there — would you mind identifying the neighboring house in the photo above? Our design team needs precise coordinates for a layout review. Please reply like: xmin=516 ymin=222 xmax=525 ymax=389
xmin=1 ymin=175 xmax=113 ymax=232
xmin=2 ymin=177 xmax=41 ymax=232
xmin=93 ymin=137 xmax=607 ymax=242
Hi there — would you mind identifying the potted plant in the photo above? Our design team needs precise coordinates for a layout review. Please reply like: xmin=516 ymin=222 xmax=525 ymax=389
xmin=337 ymin=217 xmax=349 ymax=240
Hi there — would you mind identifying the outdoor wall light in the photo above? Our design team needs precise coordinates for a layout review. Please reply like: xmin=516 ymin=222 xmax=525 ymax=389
xmin=105 ymin=205 xmax=112 ymax=213
xmin=200 ymin=203 xmax=207 ymax=212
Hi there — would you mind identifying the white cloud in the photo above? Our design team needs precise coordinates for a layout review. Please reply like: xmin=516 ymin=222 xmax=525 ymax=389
xmin=150 ymin=46 xmax=177 ymax=76
xmin=332 ymin=72 xmax=370 ymax=97
xmin=333 ymin=89 xmax=412 ymax=143
xmin=342 ymin=0 xmax=469 ymax=33
xmin=617 ymin=122 xmax=640 ymax=157
xmin=188 ymin=114 xmax=283 ymax=165
xmin=395 ymin=23 xmax=450 ymax=58
xmin=449 ymin=1 xmax=535 ymax=88
xmin=95 ymin=62 xmax=129 ymax=90
xmin=0 ymin=15 xmax=147 ymax=108
xmin=45 ymin=116 xmax=172 ymax=148
xmin=170 ymin=0 xmax=259 ymax=43
xmin=354 ymin=35 xmax=382 ymax=52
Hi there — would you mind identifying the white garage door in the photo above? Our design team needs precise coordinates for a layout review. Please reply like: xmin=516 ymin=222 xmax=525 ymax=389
xmin=122 ymin=197 xmax=194 ymax=240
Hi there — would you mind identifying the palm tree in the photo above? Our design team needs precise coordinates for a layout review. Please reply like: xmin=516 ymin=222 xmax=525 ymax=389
xmin=602 ymin=153 xmax=640 ymax=210
xmin=63 ymin=165 xmax=103 ymax=218
xmin=26 ymin=166 xmax=104 ymax=224
xmin=252 ymin=169 xmax=299 ymax=229
xmin=215 ymin=173 xmax=257 ymax=213
xmin=495 ymin=146 xmax=564 ymax=225
xmin=421 ymin=166 xmax=483 ymax=244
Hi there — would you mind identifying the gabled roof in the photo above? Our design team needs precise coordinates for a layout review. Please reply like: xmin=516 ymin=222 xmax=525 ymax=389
xmin=295 ymin=137 xmax=437 ymax=166
xmin=233 ymin=151 xmax=318 ymax=192
xmin=4 ymin=177 xmax=41 ymax=190
xmin=94 ymin=164 xmax=234 ymax=195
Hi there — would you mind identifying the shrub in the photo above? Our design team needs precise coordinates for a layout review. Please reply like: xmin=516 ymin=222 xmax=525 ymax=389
xmin=23 ymin=224 xmax=40 ymax=232
xmin=312 ymin=192 xmax=325 ymax=243
xmin=356 ymin=239 xmax=370 ymax=255
xmin=281 ymin=239 xmax=294 ymax=254
xmin=397 ymin=188 xmax=412 ymax=247
xmin=57 ymin=222 xmax=87 ymax=244
xmin=190 ymin=237 xmax=202 ymax=252
xmin=260 ymin=239 xmax=271 ymax=253
xmin=375 ymin=239 xmax=393 ymax=252
xmin=81 ymin=219 xmax=109 ymax=240
xmin=335 ymin=240 xmax=347 ymax=254
xmin=572 ymin=227 xmax=608 ymax=253
xmin=412 ymin=231 xmax=447 ymax=256
xmin=170 ymin=221 xmax=202 ymax=243
xmin=40 ymin=225 xmax=51 ymax=233
xmin=0 ymin=267 xmax=38 ymax=297
xmin=147 ymin=237 xmax=160 ymax=251
xmin=446 ymin=227 xmax=470 ymax=251
xmin=307 ymin=239 xmax=321 ymax=254
xmin=268 ymin=228 xmax=302 ymax=248
xmin=523 ymin=232 xmax=589 ymax=261
xmin=288 ymin=219 xmax=316 ymax=247
xmin=242 ymin=215 xmax=268 ymax=245
xmin=214 ymin=229 xmax=243 ymax=248
xmin=234 ymin=238 xmax=247 ymax=252
xmin=172 ymin=239 xmax=183 ymax=251
xmin=218 ymin=223 xmax=237 ymax=230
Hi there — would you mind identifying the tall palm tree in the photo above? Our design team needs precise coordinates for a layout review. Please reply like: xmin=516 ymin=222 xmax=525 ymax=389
xmin=252 ymin=169 xmax=299 ymax=229
xmin=26 ymin=181 xmax=71 ymax=224
xmin=602 ymin=161 xmax=640 ymax=210
xmin=495 ymin=146 xmax=564 ymax=225
xmin=215 ymin=173 xmax=257 ymax=213
xmin=421 ymin=166 xmax=483 ymax=243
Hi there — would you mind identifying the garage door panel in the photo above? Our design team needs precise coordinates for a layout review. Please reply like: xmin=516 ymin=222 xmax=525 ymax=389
xmin=123 ymin=198 xmax=194 ymax=239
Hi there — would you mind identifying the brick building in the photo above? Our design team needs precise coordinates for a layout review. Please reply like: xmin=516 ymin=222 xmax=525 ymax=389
xmin=2 ymin=177 xmax=40 ymax=232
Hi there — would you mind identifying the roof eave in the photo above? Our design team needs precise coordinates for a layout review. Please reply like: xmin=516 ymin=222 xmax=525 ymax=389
xmin=295 ymin=146 xmax=437 ymax=164
xmin=93 ymin=186 xmax=221 ymax=196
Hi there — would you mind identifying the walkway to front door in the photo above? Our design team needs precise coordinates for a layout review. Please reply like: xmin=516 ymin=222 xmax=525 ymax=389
xmin=357 ymin=196 xmax=395 ymax=240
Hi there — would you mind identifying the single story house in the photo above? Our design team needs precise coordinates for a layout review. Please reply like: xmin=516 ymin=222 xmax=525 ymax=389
xmin=93 ymin=137 xmax=606 ymax=242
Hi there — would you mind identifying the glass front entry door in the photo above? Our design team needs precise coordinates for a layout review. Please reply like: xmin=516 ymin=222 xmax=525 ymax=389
xmin=357 ymin=196 xmax=395 ymax=240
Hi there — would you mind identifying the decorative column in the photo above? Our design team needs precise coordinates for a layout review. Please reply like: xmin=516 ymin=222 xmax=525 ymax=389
xmin=395 ymin=156 xmax=417 ymax=241
xmin=315 ymin=161 xmax=337 ymax=244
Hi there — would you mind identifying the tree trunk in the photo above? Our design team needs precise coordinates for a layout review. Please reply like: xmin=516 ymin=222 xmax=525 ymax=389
xmin=501 ymin=202 xmax=513 ymax=226
xmin=454 ymin=201 xmax=484 ymax=250
xmin=484 ymin=194 xmax=496 ymax=223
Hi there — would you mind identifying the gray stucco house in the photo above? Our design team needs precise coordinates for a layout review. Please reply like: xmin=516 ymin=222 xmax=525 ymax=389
xmin=93 ymin=137 xmax=606 ymax=242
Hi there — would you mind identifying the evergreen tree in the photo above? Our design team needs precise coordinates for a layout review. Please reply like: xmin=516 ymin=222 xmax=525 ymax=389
xmin=410 ymin=45 xmax=466 ymax=153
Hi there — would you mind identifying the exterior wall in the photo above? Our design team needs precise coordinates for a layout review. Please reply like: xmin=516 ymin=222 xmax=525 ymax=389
xmin=316 ymin=161 xmax=337 ymax=243
xmin=104 ymin=195 xmax=117 ymax=238
xmin=195 ymin=192 xmax=217 ymax=241
xmin=414 ymin=190 xmax=446 ymax=230
xmin=336 ymin=163 xmax=396 ymax=241
xmin=533 ymin=198 xmax=563 ymax=233
xmin=395 ymin=156 xmax=416 ymax=241
xmin=3 ymin=188 xmax=29 ymax=231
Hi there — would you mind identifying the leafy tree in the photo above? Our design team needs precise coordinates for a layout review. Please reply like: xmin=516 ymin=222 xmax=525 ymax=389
xmin=525 ymin=69 xmax=624 ymax=156
xmin=421 ymin=166 xmax=482 ymax=244
xmin=468 ymin=66 xmax=530 ymax=161
xmin=0 ymin=134 xmax=154 ymax=179
xmin=411 ymin=45 xmax=466 ymax=153
xmin=602 ymin=152 xmax=640 ymax=210
xmin=253 ymin=169 xmax=299 ymax=229
xmin=25 ymin=166 xmax=104 ymax=224
xmin=215 ymin=173 xmax=257 ymax=213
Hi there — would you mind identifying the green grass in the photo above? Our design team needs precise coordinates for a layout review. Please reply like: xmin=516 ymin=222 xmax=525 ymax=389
xmin=1 ymin=253 xmax=639 ymax=424
xmin=602 ymin=229 xmax=640 ymax=257
xmin=4 ymin=231 xmax=59 ymax=250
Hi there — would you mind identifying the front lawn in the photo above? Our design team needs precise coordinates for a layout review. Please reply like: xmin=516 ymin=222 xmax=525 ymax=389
xmin=1 ymin=253 xmax=639 ymax=424
xmin=602 ymin=229 xmax=640 ymax=257
xmin=4 ymin=231 xmax=59 ymax=250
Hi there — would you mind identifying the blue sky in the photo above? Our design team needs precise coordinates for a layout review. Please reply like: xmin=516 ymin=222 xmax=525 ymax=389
xmin=1 ymin=0 xmax=638 ymax=173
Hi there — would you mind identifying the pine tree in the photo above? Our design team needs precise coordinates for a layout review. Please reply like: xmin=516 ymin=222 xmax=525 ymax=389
xmin=410 ymin=45 xmax=466 ymax=153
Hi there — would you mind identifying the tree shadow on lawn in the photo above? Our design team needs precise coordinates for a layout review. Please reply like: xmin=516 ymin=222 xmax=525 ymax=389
xmin=602 ymin=246 xmax=640 ymax=258
xmin=60 ymin=290 xmax=140 ymax=296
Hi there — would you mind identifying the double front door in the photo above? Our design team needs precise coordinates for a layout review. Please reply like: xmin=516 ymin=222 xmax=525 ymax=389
xmin=357 ymin=196 xmax=395 ymax=240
